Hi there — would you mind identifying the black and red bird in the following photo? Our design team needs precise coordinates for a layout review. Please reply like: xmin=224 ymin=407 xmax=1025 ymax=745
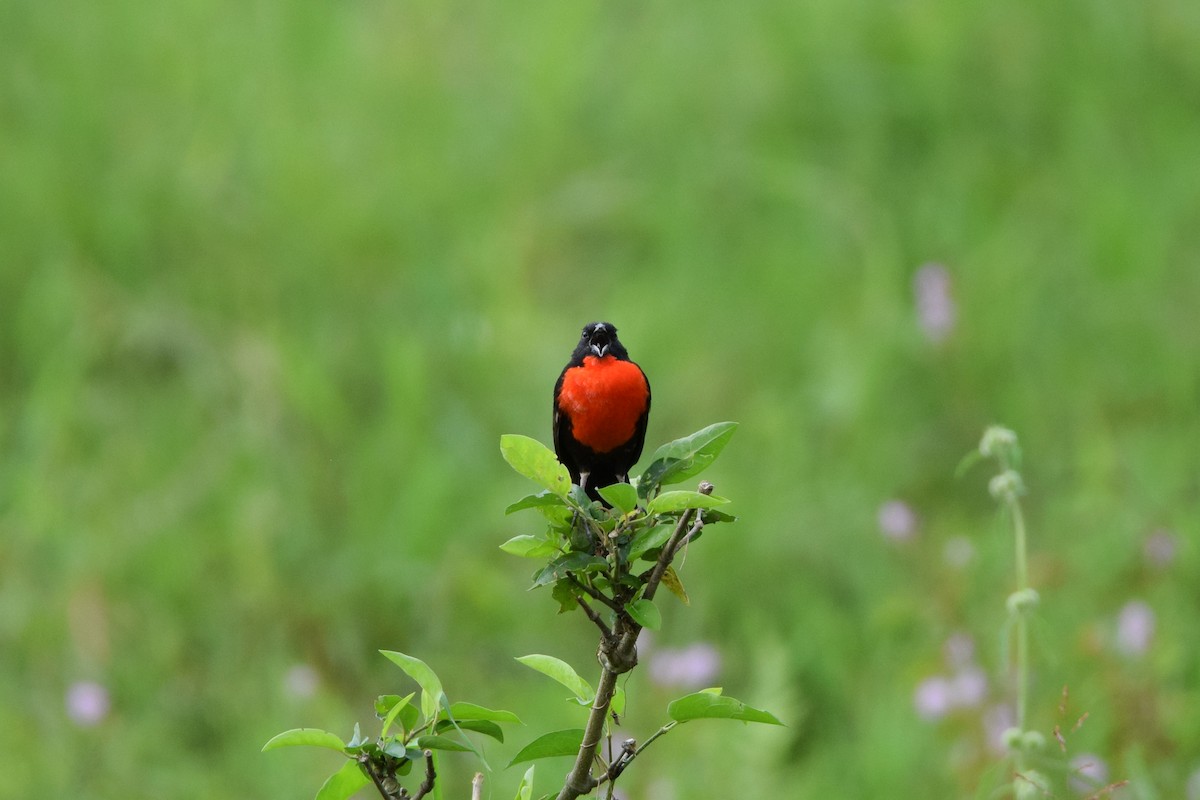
xmin=553 ymin=322 xmax=651 ymax=500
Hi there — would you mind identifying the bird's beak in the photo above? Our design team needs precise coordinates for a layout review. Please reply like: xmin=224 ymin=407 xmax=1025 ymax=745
xmin=589 ymin=343 xmax=605 ymax=357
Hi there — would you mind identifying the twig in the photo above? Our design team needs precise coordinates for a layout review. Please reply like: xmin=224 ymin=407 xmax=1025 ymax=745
xmin=410 ymin=751 xmax=436 ymax=800
xmin=575 ymin=595 xmax=613 ymax=639
xmin=567 ymin=573 xmax=621 ymax=613
xmin=1084 ymin=781 xmax=1130 ymax=799
xmin=642 ymin=483 xmax=712 ymax=604
xmin=677 ymin=511 xmax=705 ymax=554
xmin=628 ymin=721 xmax=676 ymax=762
xmin=471 ymin=773 xmax=483 ymax=800
xmin=596 ymin=722 xmax=677 ymax=788
xmin=604 ymin=732 xmax=619 ymax=800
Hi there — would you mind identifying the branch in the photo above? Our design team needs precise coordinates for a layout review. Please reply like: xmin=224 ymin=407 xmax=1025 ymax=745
xmin=555 ymin=482 xmax=715 ymax=800
xmin=575 ymin=595 xmax=613 ymax=640
xmin=410 ymin=751 xmax=436 ymax=800
xmin=359 ymin=754 xmax=403 ymax=800
xmin=608 ymin=481 xmax=712 ymax=669
xmin=567 ymin=572 xmax=621 ymax=613
xmin=555 ymin=666 xmax=619 ymax=800
xmin=642 ymin=482 xmax=711 ymax=604
xmin=596 ymin=722 xmax=677 ymax=788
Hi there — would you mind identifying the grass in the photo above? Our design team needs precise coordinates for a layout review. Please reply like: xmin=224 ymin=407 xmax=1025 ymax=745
xmin=2 ymin=0 xmax=1199 ymax=797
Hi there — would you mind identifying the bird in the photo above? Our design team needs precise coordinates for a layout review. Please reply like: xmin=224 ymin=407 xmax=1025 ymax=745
xmin=553 ymin=322 xmax=651 ymax=501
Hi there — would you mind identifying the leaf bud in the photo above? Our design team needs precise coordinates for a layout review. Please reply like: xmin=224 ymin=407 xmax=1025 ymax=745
xmin=989 ymin=470 xmax=1025 ymax=501
xmin=1006 ymin=588 xmax=1040 ymax=615
xmin=979 ymin=426 xmax=1018 ymax=459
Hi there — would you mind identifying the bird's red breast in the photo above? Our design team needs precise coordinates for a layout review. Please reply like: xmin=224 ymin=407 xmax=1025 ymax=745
xmin=556 ymin=355 xmax=650 ymax=453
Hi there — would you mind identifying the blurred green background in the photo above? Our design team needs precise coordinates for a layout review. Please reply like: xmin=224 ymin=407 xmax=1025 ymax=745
xmin=3 ymin=0 xmax=1199 ymax=797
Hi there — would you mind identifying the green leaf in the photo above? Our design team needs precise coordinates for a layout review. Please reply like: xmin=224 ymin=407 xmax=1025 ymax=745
xmin=667 ymin=691 xmax=784 ymax=725
xmin=415 ymin=734 xmax=473 ymax=752
xmin=540 ymin=505 xmax=575 ymax=527
xmin=382 ymin=739 xmax=409 ymax=759
xmin=375 ymin=694 xmax=403 ymax=718
xmin=398 ymin=702 xmax=420 ymax=735
xmin=627 ymin=524 xmax=672 ymax=561
xmin=505 ymin=492 xmax=567 ymax=514
xmin=597 ymin=483 xmax=638 ymax=514
xmin=345 ymin=722 xmax=366 ymax=749
xmin=566 ymin=519 xmax=595 ymax=553
xmin=954 ymin=448 xmax=986 ymax=479
xmin=567 ymin=484 xmax=592 ymax=508
xmin=625 ymin=598 xmax=662 ymax=630
xmin=508 ymin=729 xmax=586 ymax=766
xmin=261 ymin=728 xmax=346 ymax=753
xmin=660 ymin=566 xmax=690 ymax=605
xmin=515 ymin=765 xmax=536 ymax=800
xmin=435 ymin=718 xmax=505 ymax=742
xmin=500 ymin=534 xmax=559 ymax=559
xmin=379 ymin=651 xmax=445 ymax=720
xmin=700 ymin=508 xmax=737 ymax=525
xmin=381 ymin=692 xmax=416 ymax=736
xmin=314 ymin=760 xmax=370 ymax=800
xmin=515 ymin=655 xmax=593 ymax=702
xmin=442 ymin=702 xmax=522 ymax=725
xmin=638 ymin=422 xmax=737 ymax=495
xmin=551 ymin=579 xmax=579 ymax=613
xmin=646 ymin=491 xmax=730 ymax=515
xmin=648 ymin=421 xmax=738 ymax=471
xmin=501 ymin=435 xmax=572 ymax=498
xmin=531 ymin=552 xmax=607 ymax=588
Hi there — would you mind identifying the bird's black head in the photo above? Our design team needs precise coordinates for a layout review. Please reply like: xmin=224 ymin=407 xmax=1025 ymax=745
xmin=574 ymin=321 xmax=629 ymax=360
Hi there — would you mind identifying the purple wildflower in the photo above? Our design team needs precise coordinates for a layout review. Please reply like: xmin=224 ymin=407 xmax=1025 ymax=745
xmin=1115 ymin=600 xmax=1155 ymax=656
xmin=914 ymin=676 xmax=954 ymax=721
xmin=913 ymin=263 xmax=957 ymax=343
xmin=949 ymin=666 xmax=988 ymax=708
xmin=648 ymin=643 xmax=721 ymax=689
xmin=66 ymin=681 xmax=110 ymax=727
xmin=917 ymin=634 xmax=990 ymax=721
xmin=878 ymin=500 xmax=917 ymax=542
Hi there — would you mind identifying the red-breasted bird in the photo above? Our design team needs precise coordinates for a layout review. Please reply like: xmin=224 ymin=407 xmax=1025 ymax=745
xmin=553 ymin=322 xmax=651 ymax=500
